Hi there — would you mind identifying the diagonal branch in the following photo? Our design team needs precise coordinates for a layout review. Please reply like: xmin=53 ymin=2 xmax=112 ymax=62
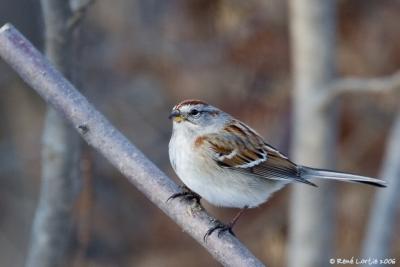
xmin=0 ymin=23 xmax=265 ymax=267
xmin=316 ymin=70 xmax=400 ymax=109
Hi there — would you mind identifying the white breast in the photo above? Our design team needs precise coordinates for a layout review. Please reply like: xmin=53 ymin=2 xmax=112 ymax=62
xmin=168 ymin=129 xmax=287 ymax=208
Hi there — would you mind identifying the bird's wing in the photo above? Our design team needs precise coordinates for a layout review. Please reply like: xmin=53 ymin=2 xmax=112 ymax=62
xmin=201 ymin=121 xmax=316 ymax=186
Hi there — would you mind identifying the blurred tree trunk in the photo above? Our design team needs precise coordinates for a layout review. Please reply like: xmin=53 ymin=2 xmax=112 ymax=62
xmin=362 ymin=111 xmax=400 ymax=264
xmin=288 ymin=1 xmax=337 ymax=267
xmin=25 ymin=1 xmax=88 ymax=266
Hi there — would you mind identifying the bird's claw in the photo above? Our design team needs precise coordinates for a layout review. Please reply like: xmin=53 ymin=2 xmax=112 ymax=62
xmin=167 ymin=186 xmax=201 ymax=204
xmin=203 ymin=221 xmax=235 ymax=242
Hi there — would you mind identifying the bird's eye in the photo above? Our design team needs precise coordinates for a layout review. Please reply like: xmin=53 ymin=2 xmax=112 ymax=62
xmin=189 ymin=109 xmax=201 ymax=117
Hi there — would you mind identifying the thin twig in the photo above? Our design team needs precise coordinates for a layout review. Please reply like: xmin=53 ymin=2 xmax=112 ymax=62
xmin=316 ymin=70 xmax=400 ymax=109
xmin=67 ymin=0 xmax=94 ymax=31
xmin=330 ymin=71 xmax=400 ymax=93
xmin=0 ymin=23 xmax=265 ymax=267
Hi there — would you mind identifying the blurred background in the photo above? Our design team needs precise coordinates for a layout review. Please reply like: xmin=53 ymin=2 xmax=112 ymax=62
xmin=0 ymin=0 xmax=399 ymax=266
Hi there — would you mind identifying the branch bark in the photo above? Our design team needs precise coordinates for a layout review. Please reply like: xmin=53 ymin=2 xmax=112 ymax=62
xmin=362 ymin=111 xmax=400 ymax=263
xmin=288 ymin=1 xmax=337 ymax=267
xmin=25 ymin=1 xmax=91 ymax=266
xmin=0 ymin=24 xmax=265 ymax=267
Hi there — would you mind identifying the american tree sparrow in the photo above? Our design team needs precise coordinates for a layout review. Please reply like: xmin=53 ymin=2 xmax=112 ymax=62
xmin=168 ymin=99 xmax=386 ymax=240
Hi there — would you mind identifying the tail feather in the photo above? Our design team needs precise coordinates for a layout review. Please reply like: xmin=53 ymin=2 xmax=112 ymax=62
xmin=300 ymin=166 xmax=387 ymax=188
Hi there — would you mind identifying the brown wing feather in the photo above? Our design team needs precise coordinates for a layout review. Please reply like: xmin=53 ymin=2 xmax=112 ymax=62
xmin=198 ymin=121 xmax=316 ymax=186
xmin=206 ymin=122 xmax=268 ymax=168
xmin=248 ymin=147 xmax=317 ymax=186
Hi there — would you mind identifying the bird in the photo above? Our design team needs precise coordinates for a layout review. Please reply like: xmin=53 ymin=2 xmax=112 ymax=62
xmin=167 ymin=99 xmax=386 ymax=240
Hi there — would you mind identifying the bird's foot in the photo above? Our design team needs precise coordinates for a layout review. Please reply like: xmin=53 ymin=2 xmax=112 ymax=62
xmin=167 ymin=185 xmax=201 ymax=205
xmin=204 ymin=220 xmax=235 ymax=242
xmin=203 ymin=206 xmax=248 ymax=242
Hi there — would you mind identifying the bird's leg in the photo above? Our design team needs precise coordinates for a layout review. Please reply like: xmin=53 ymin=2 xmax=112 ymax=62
xmin=167 ymin=185 xmax=201 ymax=204
xmin=204 ymin=206 xmax=248 ymax=242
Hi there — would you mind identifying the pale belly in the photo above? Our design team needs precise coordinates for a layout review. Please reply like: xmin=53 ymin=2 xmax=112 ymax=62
xmin=169 ymin=136 xmax=286 ymax=208
xmin=178 ymin=165 xmax=286 ymax=208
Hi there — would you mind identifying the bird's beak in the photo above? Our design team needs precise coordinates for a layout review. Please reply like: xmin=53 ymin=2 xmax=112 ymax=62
xmin=168 ymin=109 xmax=184 ymax=122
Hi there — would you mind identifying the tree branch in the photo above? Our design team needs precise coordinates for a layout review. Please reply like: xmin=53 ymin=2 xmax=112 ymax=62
xmin=362 ymin=110 xmax=400 ymax=261
xmin=288 ymin=1 xmax=337 ymax=267
xmin=316 ymin=70 xmax=400 ymax=109
xmin=0 ymin=23 xmax=265 ymax=267
xmin=26 ymin=1 xmax=86 ymax=266
xmin=67 ymin=0 xmax=94 ymax=31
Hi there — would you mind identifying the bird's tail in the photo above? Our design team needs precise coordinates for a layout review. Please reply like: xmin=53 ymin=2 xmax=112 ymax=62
xmin=300 ymin=166 xmax=387 ymax=188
